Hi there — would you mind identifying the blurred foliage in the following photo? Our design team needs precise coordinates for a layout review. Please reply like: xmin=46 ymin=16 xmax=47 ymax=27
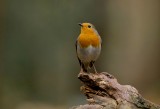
xmin=0 ymin=0 xmax=160 ymax=109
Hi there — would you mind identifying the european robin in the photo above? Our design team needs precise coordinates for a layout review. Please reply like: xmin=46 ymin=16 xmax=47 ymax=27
xmin=76 ymin=23 xmax=102 ymax=73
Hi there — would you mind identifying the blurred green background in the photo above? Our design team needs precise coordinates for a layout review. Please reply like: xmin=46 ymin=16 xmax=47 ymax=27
xmin=0 ymin=0 xmax=160 ymax=109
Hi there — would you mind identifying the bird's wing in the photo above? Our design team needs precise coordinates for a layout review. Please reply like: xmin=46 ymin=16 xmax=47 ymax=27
xmin=75 ymin=40 xmax=81 ymax=66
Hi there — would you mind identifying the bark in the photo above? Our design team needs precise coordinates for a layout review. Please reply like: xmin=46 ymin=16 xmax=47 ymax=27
xmin=71 ymin=71 xmax=160 ymax=109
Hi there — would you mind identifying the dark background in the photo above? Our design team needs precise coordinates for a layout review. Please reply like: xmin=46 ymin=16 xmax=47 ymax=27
xmin=0 ymin=0 xmax=160 ymax=109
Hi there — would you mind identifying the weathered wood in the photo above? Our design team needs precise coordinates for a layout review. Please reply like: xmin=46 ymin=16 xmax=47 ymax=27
xmin=71 ymin=71 xmax=160 ymax=109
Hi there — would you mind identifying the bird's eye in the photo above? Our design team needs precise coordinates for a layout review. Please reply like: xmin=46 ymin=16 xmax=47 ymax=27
xmin=88 ymin=25 xmax=91 ymax=28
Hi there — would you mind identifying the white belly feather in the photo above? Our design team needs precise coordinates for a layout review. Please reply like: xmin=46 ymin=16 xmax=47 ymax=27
xmin=77 ymin=45 xmax=101 ymax=63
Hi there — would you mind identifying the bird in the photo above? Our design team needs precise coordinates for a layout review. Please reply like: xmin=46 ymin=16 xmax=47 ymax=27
xmin=75 ymin=22 xmax=102 ymax=73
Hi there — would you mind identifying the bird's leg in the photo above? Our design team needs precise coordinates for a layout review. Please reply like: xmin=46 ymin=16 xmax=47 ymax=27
xmin=93 ymin=64 xmax=98 ymax=74
xmin=80 ymin=67 xmax=83 ymax=73
xmin=82 ymin=63 xmax=88 ymax=73
xmin=87 ymin=67 xmax=90 ymax=73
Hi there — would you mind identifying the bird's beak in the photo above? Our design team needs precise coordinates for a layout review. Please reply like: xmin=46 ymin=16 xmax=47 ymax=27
xmin=78 ymin=23 xmax=82 ymax=27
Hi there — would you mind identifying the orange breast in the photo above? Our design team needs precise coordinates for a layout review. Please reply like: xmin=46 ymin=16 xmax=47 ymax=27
xmin=78 ymin=34 xmax=100 ymax=48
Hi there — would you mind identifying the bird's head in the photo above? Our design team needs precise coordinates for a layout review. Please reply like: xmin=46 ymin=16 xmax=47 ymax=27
xmin=78 ymin=23 xmax=97 ymax=34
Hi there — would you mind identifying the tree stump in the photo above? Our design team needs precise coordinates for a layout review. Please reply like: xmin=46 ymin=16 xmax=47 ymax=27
xmin=71 ymin=71 xmax=160 ymax=109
